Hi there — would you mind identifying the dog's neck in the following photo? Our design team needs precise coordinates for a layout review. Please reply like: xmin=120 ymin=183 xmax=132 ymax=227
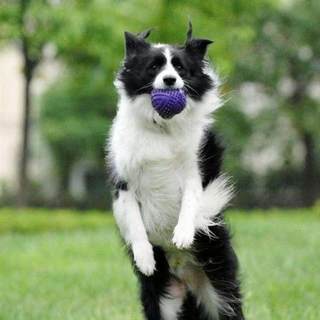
xmin=116 ymin=89 xmax=220 ymax=140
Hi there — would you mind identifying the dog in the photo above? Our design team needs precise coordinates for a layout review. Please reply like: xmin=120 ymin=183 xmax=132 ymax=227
xmin=107 ymin=23 xmax=245 ymax=320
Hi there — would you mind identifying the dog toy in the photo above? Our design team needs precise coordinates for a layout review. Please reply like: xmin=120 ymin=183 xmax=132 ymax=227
xmin=151 ymin=89 xmax=186 ymax=119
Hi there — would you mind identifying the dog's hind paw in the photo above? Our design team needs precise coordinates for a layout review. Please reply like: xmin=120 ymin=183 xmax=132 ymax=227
xmin=132 ymin=241 xmax=156 ymax=276
xmin=172 ymin=222 xmax=195 ymax=249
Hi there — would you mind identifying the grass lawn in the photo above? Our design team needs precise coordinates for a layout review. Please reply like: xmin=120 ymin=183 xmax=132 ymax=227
xmin=0 ymin=208 xmax=319 ymax=320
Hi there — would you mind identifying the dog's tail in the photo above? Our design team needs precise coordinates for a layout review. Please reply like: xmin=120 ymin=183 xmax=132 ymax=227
xmin=195 ymin=175 xmax=234 ymax=236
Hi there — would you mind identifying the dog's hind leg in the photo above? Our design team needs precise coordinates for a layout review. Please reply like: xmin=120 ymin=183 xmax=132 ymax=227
xmin=192 ymin=223 xmax=245 ymax=320
xmin=135 ymin=246 xmax=186 ymax=320
xmin=178 ymin=291 xmax=213 ymax=320
xmin=159 ymin=277 xmax=186 ymax=320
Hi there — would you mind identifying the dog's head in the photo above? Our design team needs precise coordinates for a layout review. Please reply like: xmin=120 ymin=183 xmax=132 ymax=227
xmin=115 ymin=23 xmax=219 ymax=122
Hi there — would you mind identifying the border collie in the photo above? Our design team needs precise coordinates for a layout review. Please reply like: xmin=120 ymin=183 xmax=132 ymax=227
xmin=107 ymin=23 xmax=245 ymax=320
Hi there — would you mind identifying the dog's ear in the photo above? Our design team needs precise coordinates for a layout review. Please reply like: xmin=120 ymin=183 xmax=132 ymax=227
xmin=124 ymin=31 xmax=150 ymax=57
xmin=184 ymin=21 xmax=213 ymax=59
xmin=137 ymin=28 xmax=153 ymax=40
xmin=186 ymin=20 xmax=193 ymax=42
xmin=185 ymin=38 xmax=213 ymax=59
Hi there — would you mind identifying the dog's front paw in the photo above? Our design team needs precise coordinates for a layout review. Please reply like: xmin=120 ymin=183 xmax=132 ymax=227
xmin=172 ymin=222 xmax=195 ymax=249
xmin=132 ymin=241 xmax=156 ymax=276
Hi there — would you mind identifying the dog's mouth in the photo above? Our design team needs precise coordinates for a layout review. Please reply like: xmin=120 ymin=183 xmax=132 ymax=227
xmin=151 ymin=89 xmax=186 ymax=119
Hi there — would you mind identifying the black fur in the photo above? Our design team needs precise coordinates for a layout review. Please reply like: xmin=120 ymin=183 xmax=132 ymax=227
xmin=169 ymin=46 xmax=214 ymax=100
xmin=107 ymin=160 xmax=128 ymax=199
xmin=132 ymin=246 xmax=172 ymax=320
xmin=192 ymin=222 xmax=245 ymax=320
xmin=178 ymin=292 xmax=213 ymax=320
xmin=114 ymin=180 xmax=128 ymax=198
xmin=199 ymin=130 xmax=224 ymax=188
xmin=118 ymin=31 xmax=214 ymax=100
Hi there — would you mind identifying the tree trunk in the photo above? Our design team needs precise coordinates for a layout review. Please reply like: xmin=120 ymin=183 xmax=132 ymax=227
xmin=17 ymin=56 xmax=33 ymax=206
xmin=301 ymin=132 xmax=317 ymax=207
xmin=56 ymin=159 xmax=73 ymax=207
xmin=287 ymin=71 xmax=318 ymax=207
xmin=16 ymin=0 xmax=35 ymax=206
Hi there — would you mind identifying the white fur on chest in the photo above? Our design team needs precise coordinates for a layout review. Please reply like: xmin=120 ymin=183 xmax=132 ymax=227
xmin=109 ymin=61 xmax=235 ymax=288
xmin=137 ymin=157 xmax=185 ymax=245
xmin=110 ymin=96 xmax=205 ymax=246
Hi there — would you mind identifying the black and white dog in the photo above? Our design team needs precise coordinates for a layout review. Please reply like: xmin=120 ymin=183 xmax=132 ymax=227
xmin=108 ymin=24 xmax=245 ymax=320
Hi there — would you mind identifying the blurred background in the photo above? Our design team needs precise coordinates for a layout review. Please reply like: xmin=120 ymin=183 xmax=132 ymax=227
xmin=0 ymin=2 xmax=319 ymax=319
xmin=0 ymin=0 xmax=319 ymax=210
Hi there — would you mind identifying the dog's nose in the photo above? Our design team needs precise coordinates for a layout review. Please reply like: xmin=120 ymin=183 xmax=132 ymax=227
xmin=163 ymin=77 xmax=176 ymax=86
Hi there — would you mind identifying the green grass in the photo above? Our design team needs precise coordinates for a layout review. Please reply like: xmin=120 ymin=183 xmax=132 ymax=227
xmin=0 ymin=208 xmax=319 ymax=320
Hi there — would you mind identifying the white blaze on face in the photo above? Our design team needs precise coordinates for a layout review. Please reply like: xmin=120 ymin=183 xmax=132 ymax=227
xmin=153 ymin=47 xmax=184 ymax=89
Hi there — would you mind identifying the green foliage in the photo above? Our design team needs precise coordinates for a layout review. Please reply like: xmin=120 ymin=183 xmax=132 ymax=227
xmin=37 ymin=0 xmax=277 ymax=207
xmin=231 ymin=0 xmax=320 ymax=206
xmin=0 ymin=209 xmax=319 ymax=319
xmin=1 ymin=0 xmax=319 ymax=207
xmin=40 ymin=73 xmax=112 ymax=166
xmin=0 ymin=0 xmax=65 ymax=64
xmin=40 ymin=70 xmax=114 ymax=206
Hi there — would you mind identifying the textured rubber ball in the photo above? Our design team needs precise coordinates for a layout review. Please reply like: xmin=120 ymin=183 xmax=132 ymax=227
xmin=151 ymin=89 xmax=186 ymax=119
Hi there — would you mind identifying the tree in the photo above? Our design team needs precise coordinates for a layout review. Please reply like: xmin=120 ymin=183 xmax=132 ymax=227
xmin=234 ymin=0 xmax=320 ymax=206
xmin=40 ymin=72 xmax=113 ymax=206
xmin=0 ymin=0 xmax=119 ymax=206
xmin=38 ymin=1 xmax=125 ymax=206
xmin=39 ymin=0 xmax=275 ymax=208
xmin=0 ymin=0 xmax=64 ymax=205
xmin=5 ymin=0 xmax=298 ymax=208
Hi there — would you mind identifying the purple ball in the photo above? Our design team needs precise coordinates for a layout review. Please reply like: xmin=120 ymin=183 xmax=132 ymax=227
xmin=151 ymin=89 xmax=186 ymax=119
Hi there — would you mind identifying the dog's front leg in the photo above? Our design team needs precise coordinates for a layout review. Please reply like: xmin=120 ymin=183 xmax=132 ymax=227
xmin=172 ymin=164 xmax=202 ymax=249
xmin=113 ymin=188 xmax=156 ymax=276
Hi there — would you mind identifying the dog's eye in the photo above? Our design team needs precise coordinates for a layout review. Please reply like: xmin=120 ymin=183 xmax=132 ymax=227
xmin=148 ymin=63 xmax=161 ymax=71
xmin=148 ymin=56 xmax=165 ymax=71
xmin=172 ymin=58 xmax=184 ymax=70
xmin=150 ymin=64 xmax=159 ymax=70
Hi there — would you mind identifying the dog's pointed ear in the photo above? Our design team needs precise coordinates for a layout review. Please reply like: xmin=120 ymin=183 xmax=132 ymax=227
xmin=186 ymin=20 xmax=193 ymax=42
xmin=184 ymin=22 xmax=213 ymax=59
xmin=137 ymin=28 xmax=153 ymax=40
xmin=186 ymin=38 xmax=213 ymax=59
xmin=124 ymin=31 xmax=150 ymax=57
